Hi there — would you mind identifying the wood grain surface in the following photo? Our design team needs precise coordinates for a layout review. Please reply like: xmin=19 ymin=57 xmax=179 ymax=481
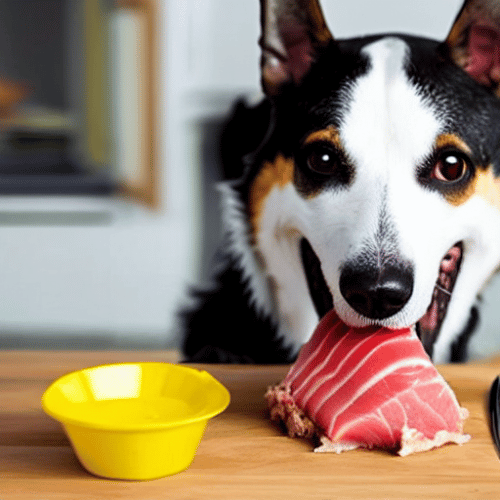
xmin=1 ymin=350 xmax=500 ymax=500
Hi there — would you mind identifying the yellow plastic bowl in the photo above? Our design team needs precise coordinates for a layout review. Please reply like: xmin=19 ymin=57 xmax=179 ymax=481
xmin=41 ymin=362 xmax=230 ymax=480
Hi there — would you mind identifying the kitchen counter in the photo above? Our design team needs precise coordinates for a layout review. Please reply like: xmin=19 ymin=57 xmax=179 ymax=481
xmin=1 ymin=350 xmax=500 ymax=499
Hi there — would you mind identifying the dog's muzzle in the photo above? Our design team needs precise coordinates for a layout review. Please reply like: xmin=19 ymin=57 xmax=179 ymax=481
xmin=300 ymin=237 xmax=463 ymax=357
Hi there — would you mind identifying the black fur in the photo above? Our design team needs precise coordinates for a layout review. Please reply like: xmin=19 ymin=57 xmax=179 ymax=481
xmin=450 ymin=306 xmax=480 ymax=362
xmin=219 ymin=99 xmax=274 ymax=181
xmin=181 ymin=246 xmax=293 ymax=364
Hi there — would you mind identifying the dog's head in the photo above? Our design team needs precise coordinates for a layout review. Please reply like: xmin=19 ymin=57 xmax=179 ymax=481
xmin=224 ymin=0 xmax=500 ymax=362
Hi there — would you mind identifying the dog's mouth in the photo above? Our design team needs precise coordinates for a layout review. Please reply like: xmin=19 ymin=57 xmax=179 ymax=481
xmin=300 ymin=238 xmax=463 ymax=357
xmin=300 ymin=238 xmax=334 ymax=319
xmin=416 ymin=242 xmax=463 ymax=356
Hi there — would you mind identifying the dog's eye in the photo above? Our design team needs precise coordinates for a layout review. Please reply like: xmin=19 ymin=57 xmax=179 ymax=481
xmin=306 ymin=144 xmax=338 ymax=175
xmin=432 ymin=153 xmax=469 ymax=182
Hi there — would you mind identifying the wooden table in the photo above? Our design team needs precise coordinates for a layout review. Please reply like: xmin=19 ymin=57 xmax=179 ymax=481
xmin=2 ymin=350 xmax=500 ymax=499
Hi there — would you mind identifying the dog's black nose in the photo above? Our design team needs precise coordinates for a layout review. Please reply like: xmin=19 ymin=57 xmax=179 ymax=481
xmin=339 ymin=261 xmax=413 ymax=320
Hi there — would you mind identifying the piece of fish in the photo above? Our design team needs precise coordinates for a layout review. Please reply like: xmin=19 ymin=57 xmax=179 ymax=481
xmin=265 ymin=310 xmax=470 ymax=456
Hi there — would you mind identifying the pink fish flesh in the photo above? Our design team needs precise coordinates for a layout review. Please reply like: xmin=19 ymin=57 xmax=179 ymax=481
xmin=265 ymin=310 xmax=470 ymax=456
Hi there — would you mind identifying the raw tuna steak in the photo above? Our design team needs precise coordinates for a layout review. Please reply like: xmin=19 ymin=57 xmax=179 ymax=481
xmin=265 ymin=310 xmax=470 ymax=456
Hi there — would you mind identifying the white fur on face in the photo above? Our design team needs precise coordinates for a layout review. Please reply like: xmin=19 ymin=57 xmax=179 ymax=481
xmin=236 ymin=37 xmax=500 ymax=360
xmin=326 ymin=37 xmax=449 ymax=329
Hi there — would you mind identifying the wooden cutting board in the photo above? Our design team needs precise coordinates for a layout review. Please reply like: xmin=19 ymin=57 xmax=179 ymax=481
xmin=1 ymin=350 xmax=500 ymax=500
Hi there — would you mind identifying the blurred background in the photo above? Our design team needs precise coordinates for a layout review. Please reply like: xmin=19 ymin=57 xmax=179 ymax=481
xmin=0 ymin=0 xmax=498 ymax=359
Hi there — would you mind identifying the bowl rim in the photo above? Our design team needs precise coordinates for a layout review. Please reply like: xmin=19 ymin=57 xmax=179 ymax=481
xmin=41 ymin=362 xmax=230 ymax=432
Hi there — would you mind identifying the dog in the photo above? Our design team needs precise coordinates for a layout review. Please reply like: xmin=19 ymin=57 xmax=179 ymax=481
xmin=182 ymin=0 xmax=500 ymax=365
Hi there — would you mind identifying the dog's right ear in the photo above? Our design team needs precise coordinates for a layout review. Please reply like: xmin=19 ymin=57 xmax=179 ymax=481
xmin=259 ymin=0 xmax=333 ymax=96
xmin=446 ymin=0 xmax=500 ymax=95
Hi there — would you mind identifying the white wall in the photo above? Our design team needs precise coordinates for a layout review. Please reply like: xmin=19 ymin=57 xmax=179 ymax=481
xmin=2 ymin=0 xmax=499 ymax=358
xmin=0 ymin=1 xmax=206 ymax=348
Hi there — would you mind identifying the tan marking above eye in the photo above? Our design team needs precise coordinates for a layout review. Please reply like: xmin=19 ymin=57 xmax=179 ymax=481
xmin=304 ymin=126 xmax=343 ymax=149
xmin=434 ymin=133 xmax=472 ymax=154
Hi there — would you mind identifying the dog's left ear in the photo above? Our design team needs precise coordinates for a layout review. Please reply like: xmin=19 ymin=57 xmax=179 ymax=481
xmin=259 ymin=0 xmax=333 ymax=96
xmin=446 ymin=0 xmax=500 ymax=95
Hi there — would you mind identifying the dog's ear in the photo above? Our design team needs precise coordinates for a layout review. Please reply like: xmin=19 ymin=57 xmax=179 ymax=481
xmin=446 ymin=0 xmax=500 ymax=95
xmin=259 ymin=0 xmax=333 ymax=96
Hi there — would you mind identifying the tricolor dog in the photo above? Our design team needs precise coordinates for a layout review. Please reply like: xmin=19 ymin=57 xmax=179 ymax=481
xmin=182 ymin=0 xmax=500 ymax=364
